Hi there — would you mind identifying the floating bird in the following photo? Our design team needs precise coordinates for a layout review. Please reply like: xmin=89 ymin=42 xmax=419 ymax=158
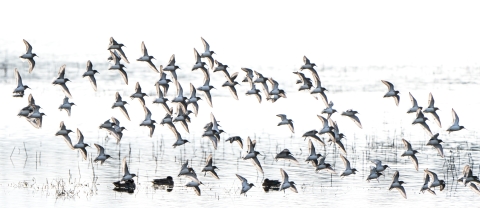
xmin=55 ymin=121 xmax=74 ymax=150
xmin=245 ymin=76 xmax=262 ymax=103
xmin=293 ymin=71 xmax=313 ymax=91
xmin=58 ymin=96 xmax=75 ymax=116
xmin=321 ymin=101 xmax=337 ymax=119
xmin=315 ymin=156 xmax=336 ymax=174
xmin=446 ymin=108 xmax=465 ymax=133
xmin=401 ymin=139 xmax=419 ymax=171
xmin=381 ymin=80 xmax=400 ymax=106
xmin=19 ymin=39 xmax=37 ymax=73
xmin=82 ymin=60 xmax=99 ymax=91
xmin=423 ymin=93 xmax=441 ymax=128
xmin=420 ymin=171 xmax=436 ymax=195
xmin=156 ymin=68 xmax=172 ymax=95
xmin=389 ymin=171 xmax=407 ymax=199
xmin=186 ymin=83 xmax=201 ymax=116
xmin=52 ymin=64 xmax=72 ymax=99
xmin=412 ymin=109 xmax=433 ymax=136
xmin=225 ymin=136 xmax=243 ymax=149
xmin=73 ymin=129 xmax=89 ymax=160
xmin=366 ymin=166 xmax=383 ymax=182
xmin=276 ymin=114 xmax=294 ymax=133
xmin=108 ymin=50 xmax=128 ymax=85
xmin=305 ymin=139 xmax=322 ymax=164
xmin=130 ymin=82 xmax=147 ymax=107
xmin=93 ymin=144 xmax=112 ymax=165
xmin=200 ymin=37 xmax=215 ymax=69
xmin=340 ymin=154 xmax=357 ymax=177
xmin=424 ymin=169 xmax=445 ymax=191
xmin=279 ymin=168 xmax=297 ymax=193
xmin=370 ymin=159 xmax=389 ymax=172
xmin=108 ymin=37 xmax=130 ymax=64
xmin=13 ymin=68 xmax=30 ymax=97
xmin=153 ymin=83 xmax=172 ymax=115
xmin=262 ymin=178 xmax=281 ymax=191
xmin=275 ymin=149 xmax=299 ymax=164
xmin=302 ymin=130 xmax=325 ymax=146
xmin=407 ymin=92 xmax=422 ymax=113
xmin=243 ymin=137 xmax=264 ymax=174
xmin=341 ymin=109 xmax=362 ymax=129
xmin=121 ymin=156 xmax=137 ymax=181
xmin=140 ymin=106 xmax=156 ymax=138
xmin=112 ymin=92 xmax=131 ymax=121
xmin=202 ymin=154 xmax=219 ymax=179
xmin=236 ymin=174 xmax=254 ymax=196
xmin=152 ymin=176 xmax=174 ymax=188
xmin=426 ymin=133 xmax=444 ymax=158
xmin=137 ymin=41 xmax=158 ymax=73
xmin=162 ymin=54 xmax=180 ymax=81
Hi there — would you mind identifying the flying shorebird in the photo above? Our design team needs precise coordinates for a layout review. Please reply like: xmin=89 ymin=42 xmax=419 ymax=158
xmin=82 ymin=60 xmax=99 ymax=91
xmin=446 ymin=108 xmax=466 ymax=133
xmin=225 ymin=136 xmax=243 ymax=149
xmin=108 ymin=50 xmax=128 ymax=85
xmin=171 ymin=126 xmax=189 ymax=148
xmin=26 ymin=105 xmax=45 ymax=129
xmin=317 ymin=115 xmax=333 ymax=135
xmin=268 ymin=77 xmax=286 ymax=99
xmin=112 ymin=92 xmax=131 ymax=121
xmin=140 ymin=106 xmax=156 ymax=138
xmin=200 ymin=37 xmax=215 ymax=69
xmin=136 ymin=41 xmax=158 ymax=73
xmin=321 ymin=101 xmax=337 ymax=119
xmin=340 ymin=154 xmax=357 ymax=177
xmin=279 ymin=168 xmax=298 ymax=193
xmin=423 ymin=93 xmax=441 ymax=128
xmin=241 ymin=67 xmax=254 ymax=83
xmin=459 ymin=165 xmax=480 ymax=186
xmin=293 ymin=71 xmax=313 ymax=91
xmin=194 ymin=64 xmax=215 ymax=107
xmin=153 ymin=83 xmax=172 ymax=115
xmin=366 ymin=166 xmax=383 ymax=182
xmin=305 ymin=139 xmax=323 ymax=164
xmin=108 ymin=37 xmax=130 ymax=64
xmin=213 ymin=60 xmax=230 ymax=80
xmin=407 ymin=92 xmax=422 ymax=113
xmin=412 ymin=109 xmax=433 ymax=136
xmin=401 ymin=139 xmax=419 ymax=171
xmin=426 ymin=133 xmax=444 ymax=158
xmin=420 ymin=171 xmax=436 ymax=195
xmin=186 ymin=83 xmax=201 ymax=116
xmin=302 ymin=130 xmax=325 ymax=146
xmin=310 ymin=72 xmax=329 ymax=105
xmin=315 ymin=156 xmax=336 ymax=174
xmin=222 ymin=72 xmax=240 ymax=100
xmin=171 ymin=81 xmax=188 ymax=113
xmin=381 ymin=80 xmax=400 ymax=106
xmin=277 ymin=114 xmax=294 ymax=133
xmin=161 ymin=54 xmax=180 ymax=81
xmin=18 ymin=94 xmax=40 ymax=118
xmin=243 ymin=137 xmax=264 ymax=174
xmin=93 ymin=144 xmax=112 ymax=165
xmin=275 ymin=149 xmax=299 ymax=164
xmin=370 ymin=159 xmax=389 ymax=173
xmin=13 ymin=68 xmax=30 ymax=97
xmin=19 ymin=39 xmax=37 ymax=73
xmin=389 ymin=171 xmax=407 ymax=199
xmin=341 ymin=109 xmax=362 ymax=129
xmin=121 ymin=156 xmax=137 ymax=181
xmin=424 ymin=169 xmax=446 ymax=191
xmin=253 ymin=70 xmax=270 ymax=98
xmin=202 ymin=154 xmax=219 ymax=179
xmin=58 ymin=96 xmax=75 ymax=116
xmin=103 ymin=117 xmax=126 ymax=144
xmin=55 ymin=121 xmax=74 ymax=150
xmin=130 ymin=82 xmax=147 ymax=107
xmin=173 ymin=105 xmax=192 ymax=133
xmin=300 ymin=56 xmax=316 ymax=71
xmin=156 ymin=68 xmax=172 ymax=95
xmin=245 ymin=76 xmax=262 ymax=103
xmin=52 ymin=64 xmax=72 ymax=99
xmin=73 ymin=128 xmax=89 ymax=160
xmin=178 ymin=161 xmax=201 ymax=185
xmin=236 ymin=174 xmax=254 ymax=196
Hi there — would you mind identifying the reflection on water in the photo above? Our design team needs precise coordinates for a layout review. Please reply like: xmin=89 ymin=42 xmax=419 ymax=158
xmin=0 ymin=61 xmax=479 ymax=206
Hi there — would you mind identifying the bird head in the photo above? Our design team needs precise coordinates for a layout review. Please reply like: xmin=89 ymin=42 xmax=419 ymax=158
xmin=24 ymin=85 xmax=31 ymax=90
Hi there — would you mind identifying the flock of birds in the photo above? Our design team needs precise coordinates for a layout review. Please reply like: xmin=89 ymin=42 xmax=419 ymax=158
xmin=11 ymin=37 xmax=478 ymax=198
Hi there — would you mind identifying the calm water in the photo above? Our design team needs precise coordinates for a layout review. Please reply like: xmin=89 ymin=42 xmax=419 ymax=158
xmin=0 ymin=57 xmax=479 ymax=207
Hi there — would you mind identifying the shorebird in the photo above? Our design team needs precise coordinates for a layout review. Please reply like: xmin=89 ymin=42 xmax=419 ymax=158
xmin=245 ymin=76 xmax=262 ymax=103
xmin=52 ymin=64 xmax=72 ymax=99
xmin=153 ymin=83 xmax=172 ymax=115
xmin=236 ymin=174 xmax=254 ymax=196
xmin=268 ymin=77 xmax=286 ymax=99
xmin=130 ymin=82 xmax=147 ymax=107
xmin=108 ymin=37 xmax=130 ymax=64
xmin=253 ymin=70 xmax=270 ymax=97
xmin=305 ymin=139 xmax=323 ymax=164
xmin=121 ymin=156 xmax=137 ymax=181
xmin=202 ymin=154 xmax=219 ymax=179
xmin=401 ymin=139 xmax=419 ymax=171
xmin=412 ymin=109 xmax=433 ymax=136
xmin=103 ymin=117 xmax=126 ymax=144
xmin=310 ymin=72 xmax=329 ymax=105
xmin=156 ymin=68 xmax=172 ymax=95
xmin=459 ymin=165 xmax=480 ymax=186
xmin=275 ymin=149 xmax=299 ymax=164
xmin=300 ymin=56 xmax=316 ymax=71
xmin=321 ymin=101 xmax=337 ymax=119
xmin=293 ymin=71 xmax=313 ymax=91
xmin=200 ymin=37 xmax=215 ymax=69
xmin=192 ymin=48 xmax=208 ymax=71
xmin=469 ymin=183 xmax=480 ymax=196
xmin=55 ymin=121 xmax=74 ymax=150
xmin=171 ymin=127 xmax=189 ymax=148
xmin=171 ymin=81 xmax=188 ymax=113
xmin=18 ymin=94 xmax=40 ymax=118
xmin=93 ymin=144 xmax=112 ymax=165
xmin=195 ymin=68 xmax=215 ymax=108
xmin=185 ymin=181 xmax=202 ymax=196
xmin=112 ymin=92 xmax=131 ymax=121
xmin=276 ymin=114 xmax=294 ymax=133
xmin=381 ymin=80 xmax=400 ymax=106
xmin=19 ymin=39 xmax=37 ymax=73
xmin=340 ymin=154 xmax=357 ymax=177
xmin=424 ymin=169 xmax=445 ymax=191
xmin=318 ymin=115 xmax=333 ymax=135
xmin=213 ymin=60 xmax=230 ymax=79
xmin=136 ymin=41 xmax=158 ymax=73
xmin=82 ymin=60 xmax=99 ymax=91
xmin=225 ymin=136 xmax=243 ymax=149
xmin=341 ymin=109 xmax=362 ymax=129
xmin=186 ymin=83 xmax=201 ymax=116
xmin=173 ymin=105 xmax=192 ymax=133
xmin=370 ymin=159 xmax=389 ymax=172
xmin=389 ymin=171 xmax=407 ymax=199
xmin=366 ymin=166 xmax=383 ymax=182
xmin=222 ymin=72 xmax=240 ymax=100
xmin=407 ymin=92 xmax=422 ymax=113
xmin=420 ymin=171 xmax=436 ymax=195
xmin=302 ymin=130 xmax=325 ymax=146
xmin=279 ymin=168 xmax=297 ymax=193
xmin=140 ymin=106 xmax=156 ymax=138
xmin=243 ymin=137 xmax=264 ymax=174
xmin=241 ymin=67 xmax=254 ymax=83
xmin=426 ymin=133 xmax=444 ymax=158
xmin=108 ymin=50 xmax=128 ymax=85
xmin=446 ymin=108 xmax=465 ymax=133
xmin=328 ymin=120 xmax=347 ymax=155
xmin=315 ymin=156 xmax=336 ymax=174
xmin=26 ymin=105 xmax=45 ymax=129
xmin=162 ymin=54 xmax=180 ymax=81
xmin=73 ymin=128 xmax=89 ymax=160
xmin=58 ymin=96 xmax=75 ymax=116
xmin=13 ymin=68 xmax=30 ymax=97
xmin=423 ymin=93 xmax=441 ymax=128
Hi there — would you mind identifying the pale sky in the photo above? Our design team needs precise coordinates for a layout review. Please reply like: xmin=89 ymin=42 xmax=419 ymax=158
xmin=2 ymin=0 xmax=480 ymax=66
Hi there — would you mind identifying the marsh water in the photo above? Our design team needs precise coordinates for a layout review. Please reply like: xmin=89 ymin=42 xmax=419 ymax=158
xmin=0 ymin=57 xmax=479 ymax=207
